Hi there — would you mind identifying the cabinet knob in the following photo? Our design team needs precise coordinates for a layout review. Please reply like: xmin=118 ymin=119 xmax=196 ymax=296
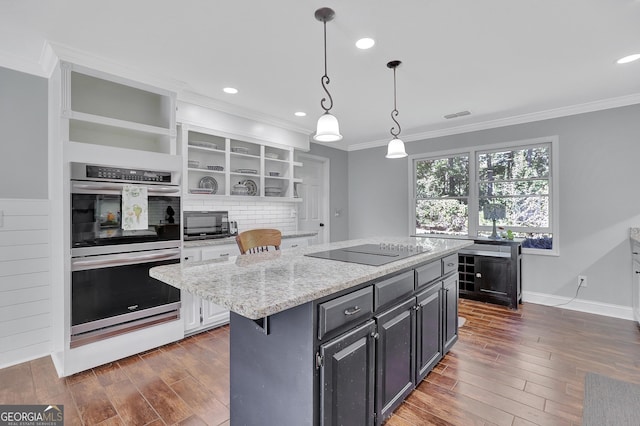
xmin=634 ymin=252 xmax=639 ymax=255
xmin=635 ymin=271 xmax=640 ymax=274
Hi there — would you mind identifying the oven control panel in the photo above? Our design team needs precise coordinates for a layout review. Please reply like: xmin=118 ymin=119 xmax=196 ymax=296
xmin=85 ymin=165 xmax=172 ymax=183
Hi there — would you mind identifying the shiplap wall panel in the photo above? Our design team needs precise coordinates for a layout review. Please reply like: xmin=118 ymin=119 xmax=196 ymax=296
xmin=0 ymin=271 xmax=49 ymax=292
xmin=0 ymin=199 xmax=51 ymax=368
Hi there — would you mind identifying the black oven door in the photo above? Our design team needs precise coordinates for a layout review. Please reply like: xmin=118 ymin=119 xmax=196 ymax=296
xmin=71 ymin=181 xmax=181 ymax=250
xmin=70 ymin=248 xmax=181 ymax=346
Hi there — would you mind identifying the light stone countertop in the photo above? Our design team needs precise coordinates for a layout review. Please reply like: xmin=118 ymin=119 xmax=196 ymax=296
xmin=631 ymin=228 xmax=640 ymax=244
xmin=183 ymin=231 xmax=318 ymax=248
xmin=151 ymin=236 xmax=473 ymax=320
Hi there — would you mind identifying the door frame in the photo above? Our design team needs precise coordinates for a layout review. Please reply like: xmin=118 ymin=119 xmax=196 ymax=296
xmin=297 ymin=153 xmax=331 ymax=244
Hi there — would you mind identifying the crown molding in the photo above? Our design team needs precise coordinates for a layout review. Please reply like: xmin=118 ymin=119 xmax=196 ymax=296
xmin=47 ymin=41 xmax=188 ymax=93
xmin=347 ymin=93 xmax=640 ymax=152
xmin=0 ymin=48 xmax=49 ymax=78
xmin=178 ymin=90 xmax=312 ymax=137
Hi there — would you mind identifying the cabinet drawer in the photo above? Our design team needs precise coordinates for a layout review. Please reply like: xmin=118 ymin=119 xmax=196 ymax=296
xmin=374 ymin=271 xmax=415 ymax=310
xmin=318 ymin=287 xmax=373 ymax=339
xmin=442 ymin=254 xmax=458 ymax=276
xmin=415 ymin=261 xmax=441 ymax=289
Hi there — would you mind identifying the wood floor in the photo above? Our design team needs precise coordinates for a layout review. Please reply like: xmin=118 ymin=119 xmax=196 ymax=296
xmin=1 ymin=299 xmax=639 ymax=425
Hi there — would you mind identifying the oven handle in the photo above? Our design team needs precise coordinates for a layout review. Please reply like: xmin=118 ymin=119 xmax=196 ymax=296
xmin=72 ymin=182 xmax=180 ymax=194
xmin=72 ymin=249 xmax=181 ymax=270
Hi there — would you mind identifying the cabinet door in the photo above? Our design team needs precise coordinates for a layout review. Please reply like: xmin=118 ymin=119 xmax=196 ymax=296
xmin=182 ymin=291 xmax=201 ymax=333
xmin=476 ymin=256 xmax=510 ymax=296
xmin=633 ymin=258 xmax=640 ymax=323
xmin=320 ymin=320 xmax=376 ymax=426
xmin=416 ymin=282 xmax=442 ymax=382
xmin=201 ymin=300 xmax=229 ymax=328
xmin=443 ymin=274 xmax=459 ymax=353
xmin=375 ymin=297 xmax=415 ymax=425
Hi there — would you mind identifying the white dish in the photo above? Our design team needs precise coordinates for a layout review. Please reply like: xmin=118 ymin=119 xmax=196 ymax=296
xmin=188 ymin=160 xmax=200 ymax=168
xmin=190 ymin=188 xmax=213 ymax=194
xmin=231 ymin=147 xmax=250 ymax=154
xmin=190 ymin=141 xmax=218 ymax=149
xmin=234 ymin=169 xmax=258 ymax=174
xmin=265 ymin=152 xmax=279 ymax=159
xmin=207 ymin=165 xmax=224 ymax=171
xmin=241 ymin=179 xmax=258 ymax=196
xmin=198 ymin=176 xmax=218 ymax=194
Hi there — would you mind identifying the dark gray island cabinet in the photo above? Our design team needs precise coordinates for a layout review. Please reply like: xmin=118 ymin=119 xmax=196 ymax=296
xmin=149 ymin=237 xmax=472 ymax=426
xmin=230 ymin=254 xmax=459 ymax=426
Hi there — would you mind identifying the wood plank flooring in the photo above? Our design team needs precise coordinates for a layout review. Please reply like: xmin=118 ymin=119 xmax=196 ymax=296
xmin=1 ymin=300 xmax=638 ymax=425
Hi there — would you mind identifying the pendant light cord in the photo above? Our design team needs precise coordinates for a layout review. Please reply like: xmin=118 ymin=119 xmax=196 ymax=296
xmin=320 ymin=19 xmax=334 ymax=114
xmin=390 ymin=65 xmax=401 ymax=138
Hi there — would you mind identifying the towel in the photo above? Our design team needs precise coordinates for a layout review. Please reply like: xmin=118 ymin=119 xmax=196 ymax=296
xmin=122 ymin=185 xmax=148 ymax=230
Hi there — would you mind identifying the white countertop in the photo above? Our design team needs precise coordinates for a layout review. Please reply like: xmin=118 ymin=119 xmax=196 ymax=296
xmin=183 ymin=231 xmax=318 ymax=248
xmin=151 ymin=236 xmax=473 ymax=320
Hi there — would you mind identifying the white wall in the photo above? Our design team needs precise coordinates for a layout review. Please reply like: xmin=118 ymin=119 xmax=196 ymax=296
xmin=0 ymin=200 xmax=51 ymax=368
xmin=348 ymin=104 xmax=640 ymax=313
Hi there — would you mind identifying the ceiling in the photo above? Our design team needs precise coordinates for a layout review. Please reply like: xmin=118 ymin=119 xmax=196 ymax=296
xmin=1 ymin=0 xmax=640 ymax=151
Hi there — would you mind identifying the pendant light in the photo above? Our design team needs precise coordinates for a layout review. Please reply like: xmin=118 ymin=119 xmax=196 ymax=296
xmin=385 ymin=60 xmax=408 ymax=159
xmin=313 ymin=7 xmax=342 ymax=142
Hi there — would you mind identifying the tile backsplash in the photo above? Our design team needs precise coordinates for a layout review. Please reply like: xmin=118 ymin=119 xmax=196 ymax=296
xmin=183 ymin=199 xmax=298 ymax=234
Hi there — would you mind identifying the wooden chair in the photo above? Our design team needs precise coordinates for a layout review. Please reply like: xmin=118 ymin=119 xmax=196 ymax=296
xmin=235 ymin=229 xmax=282 ymax=254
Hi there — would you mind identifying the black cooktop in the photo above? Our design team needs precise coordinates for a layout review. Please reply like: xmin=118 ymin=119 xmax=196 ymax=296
xmin=305 ymin=243 xmax=424 ymax=266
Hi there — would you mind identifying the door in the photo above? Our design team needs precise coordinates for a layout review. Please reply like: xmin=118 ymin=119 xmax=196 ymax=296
xmin=375 ymin=297 xmax=415 ymax=425
xmin=443 ymin=274 xmax=459 ymax=353
xmin=320 ymin=320 xmax=376 ymax=426
xmin=297 ymin=154 xmax=329 ymax=244
xmin=416 ymin=282 xmax=442 ymax=382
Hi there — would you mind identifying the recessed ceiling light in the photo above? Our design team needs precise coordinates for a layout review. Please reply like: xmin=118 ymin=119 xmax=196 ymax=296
xmin=223 ymin=87 xmax=238 ymax=94
xmin=355 ymin=38 xmax=375 ymax=50
xmin=617 ymin=54 xmax=640 ymax=64
xmin=294 ymin=112 xmax=307 ymax=117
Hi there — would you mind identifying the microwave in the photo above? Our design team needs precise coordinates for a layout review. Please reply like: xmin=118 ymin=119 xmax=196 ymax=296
xmin=184 ymin=211 xmax=234 ymax=240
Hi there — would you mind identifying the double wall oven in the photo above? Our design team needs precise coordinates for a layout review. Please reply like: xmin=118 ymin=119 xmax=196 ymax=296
xmin=70 ymin=163 xmax=182 ymax=347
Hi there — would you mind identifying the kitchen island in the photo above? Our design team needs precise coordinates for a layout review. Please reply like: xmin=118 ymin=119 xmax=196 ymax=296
xmin=151 ymin=237 xmax=472 ymax=425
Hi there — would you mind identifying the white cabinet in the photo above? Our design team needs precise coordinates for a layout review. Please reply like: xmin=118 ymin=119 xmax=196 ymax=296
xmin=281 ymin=236 xmax=313 ymax=250
xmin=61 ymin=61 xmax=177 ymax=157
xmin=632 ymin=242 xmax=640 ymax=325
xmin=180 ymin=124 xmax=302 ymax=201
xmin=182 ymin=245 xmax=235 ymax=334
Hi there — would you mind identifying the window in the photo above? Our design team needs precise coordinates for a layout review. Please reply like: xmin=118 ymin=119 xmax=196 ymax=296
xmin=412 ymin=137 xmax=558 ymax=254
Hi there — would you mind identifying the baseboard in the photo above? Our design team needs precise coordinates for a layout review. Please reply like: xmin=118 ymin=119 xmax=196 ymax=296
xmin=522 ymin=291 xmax=635 ymax=321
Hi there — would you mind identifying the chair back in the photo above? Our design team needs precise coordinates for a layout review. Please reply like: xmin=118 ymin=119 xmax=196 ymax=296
xmin=235 ymin=229 xmax=282 ymax=254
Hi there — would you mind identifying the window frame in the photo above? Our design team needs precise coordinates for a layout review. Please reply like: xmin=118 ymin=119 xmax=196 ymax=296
xmin=409 ymin=136 xmax=559 ymax=256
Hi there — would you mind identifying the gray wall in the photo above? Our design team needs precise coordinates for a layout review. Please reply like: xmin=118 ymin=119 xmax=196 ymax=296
xmin=0 ymin=67 xmax=48 ymax=199
xmin=307 ymin=142 xmax=349 ymax=242
xmin=348 ymin=104 xmax=640 ymax=308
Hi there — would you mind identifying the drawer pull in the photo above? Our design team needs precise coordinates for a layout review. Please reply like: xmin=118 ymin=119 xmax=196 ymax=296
xmin=344 ymin=306 xmax=361 ymax=316
xmin=447 ymin=262 xmax=455 ymax=267
xmin=291 ymin=244 xmax=298 ymax=247
xmin=219 ymin=253 xmax=229 ymax=257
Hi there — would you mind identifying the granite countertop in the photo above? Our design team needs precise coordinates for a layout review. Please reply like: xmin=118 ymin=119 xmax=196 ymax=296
xmin=630 ymin=228 xmax=640 ymax=244
xmin=183 ymin=231 xmax=318 ymax=248
xmin=151 ymin=236 xmax=473 ymax=320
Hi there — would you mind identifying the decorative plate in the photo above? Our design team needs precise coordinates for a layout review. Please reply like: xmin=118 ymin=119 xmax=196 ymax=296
xmin=198 ymin=176 xmax=218 ymax=194
xmin=234 ymin=168 xmax=258 ymax=174
xmin=207 ymin=165 xmax=224 ymax=171
xmin=231 ymin=147 xmax=250 ymax=154
xmin=241 ymin=179 xmax=258 ymax=196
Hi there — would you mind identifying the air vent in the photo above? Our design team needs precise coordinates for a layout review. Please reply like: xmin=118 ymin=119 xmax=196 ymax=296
xmin=444 ymin=110 xmax=471 ymax=119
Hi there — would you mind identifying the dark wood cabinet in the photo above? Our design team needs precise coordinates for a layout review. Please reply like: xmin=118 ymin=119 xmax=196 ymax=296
xmin=459 ymin=239 xmax=522 ymax=309
xmin=375 ymin=297 xmax=416 ymax=423
xmin=443 ymin=274 xmax=459 ymax=353
xmin=320 ymin=320 xmax=376 ymax=426
xmin=415 ymin=282 xmax=442 ymax=381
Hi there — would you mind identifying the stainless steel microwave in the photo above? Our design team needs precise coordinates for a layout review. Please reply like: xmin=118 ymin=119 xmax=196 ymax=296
xmin=183 ymin=211 xmax=232 ymax=240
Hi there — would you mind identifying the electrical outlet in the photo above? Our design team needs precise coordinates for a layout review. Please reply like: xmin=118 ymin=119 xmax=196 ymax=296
xmin=290 ymin=209 xmax=297 ymax=218
xmin=578 ymin=275 xmax=588 ymax=288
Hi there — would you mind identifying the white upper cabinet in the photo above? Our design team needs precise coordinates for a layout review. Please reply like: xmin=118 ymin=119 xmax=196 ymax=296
xmin=181 ymin=124 xmax=302 ymax=201
xmin=61 ymin=61 xmax=177 ymax=156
